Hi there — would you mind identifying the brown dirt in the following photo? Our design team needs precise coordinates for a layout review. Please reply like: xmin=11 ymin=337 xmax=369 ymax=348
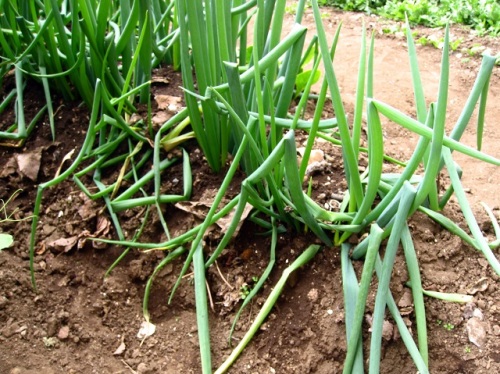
xmin=1 ymin=8 xmax=500 ymax=374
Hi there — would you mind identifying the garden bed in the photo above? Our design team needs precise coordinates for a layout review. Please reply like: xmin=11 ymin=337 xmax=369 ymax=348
xmin=1 ymin=8 xmax=500 ymax=374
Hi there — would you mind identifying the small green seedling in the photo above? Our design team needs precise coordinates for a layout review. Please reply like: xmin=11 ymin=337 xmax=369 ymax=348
xmin=240 ymin=276 xmax=259 ymax=300
xmin=239 ymin=283 xmax=251 ymax=300
xmin=443 ymin=322 xmax=455 ymax=331
xmin=1 ymin=190 xmax=31 ymax=251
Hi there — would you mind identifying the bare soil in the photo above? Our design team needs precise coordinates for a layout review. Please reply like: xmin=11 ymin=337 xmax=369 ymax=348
xmin=1 ymin=8 xmax=500 ymax=374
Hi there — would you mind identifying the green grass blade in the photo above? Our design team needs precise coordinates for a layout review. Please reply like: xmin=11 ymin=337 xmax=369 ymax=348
xmin=374 ymin=256 xmax=430 ymax=374
xmin=29 ymin=80 xmax=102 ymax=290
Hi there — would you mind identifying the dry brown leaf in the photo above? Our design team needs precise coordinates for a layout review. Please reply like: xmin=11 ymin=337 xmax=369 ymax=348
xmin=216 ymin=203 xmax=253 ymax=235
xmin=15 ymin=151 xmax=42 ymax=181
xmin=113 ymin=338 xmax=126 ymax=356
xmin=152 ymin=111 xmax=173 ymax=126
xmin=154 ymin=94 xmax=181 ymax=111
xmin=0 ymin=157 xmax=17 ymax=178
xmin=47 ymin=236 xmax=78 ymax=253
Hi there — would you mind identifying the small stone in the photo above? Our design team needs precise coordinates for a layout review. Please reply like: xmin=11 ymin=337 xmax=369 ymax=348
xmin=0 ymin=296 xmax=8 ymax=310
xmin=492 ymin=325 xmax=500 ymax=336
xmin=472 ymin=308 xmax=484 ymax=321
xmin=307 ymin=288 xmax=319 ymax=302
xmin=467 ymin=317 xmax=487 ymax=347
xmin=58 ymin=325 xmax=70 ymax=340
xmin=137 ymin=363 xmax=148 ymax=373
xmin=463 ymin=303 xmax=476 ymax=319
xmin=382 ymin=320 xmax=394 ymax=341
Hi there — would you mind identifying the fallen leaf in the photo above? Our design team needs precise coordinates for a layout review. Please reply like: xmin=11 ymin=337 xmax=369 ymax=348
xmin=468 ymin=277 xmax=488 ymax=295
xmin=175 ymin=201 xmax=253 ymax=236
xmin=152 ymin=111 xmax=173 ymax=126
xmin=47 ymin=236 xmax=78 ymax=253
xmin=15 ymin=151 xmax=42 ymax=181
xmin=95 ymin=215 xmax=111 ymax=236
xmin=296 ymin=147 xmax=325 ymax=166
xmin=175 ymin=201 xmax=210 ymax=220
xmin=77 ymin=193 xmax=98 ymax=221
xmin=216 ymin=203 xmax=253 ymax=235
xmin=54 ymin=148 xmax=76 ymax=178
xmin=113 ymin=338 xmax=126 ymax=355
xmin=77 ymin=215 xmax=111 ymax=249
xmin=0 ymin=157 xmax=17 ymax=177
xmin=36 ymin=242 xmax=47 ymax=255
xmin=467 ymin=317 xmax=487 ymax=347
xmin=0 ymin=233 xmax=14 ymax=250
xmin=154 ymin=94 xmax=181 ymax=111
xmin=151 ymin=76 xmax=170 ymax=84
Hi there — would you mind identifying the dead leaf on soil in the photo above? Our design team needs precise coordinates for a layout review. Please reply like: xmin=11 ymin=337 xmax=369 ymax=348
xmin=467 ymin=317 xmax=487 ymax=347
xmin=152 ymin=111 xmax=173 ymax=127
xmin=95 ymin=215 xmax=111 ymax=236
xmin=54 ymin=148 xmax=76 ymax=178
xmin=296 ymin=147 xmax=325 ymax=165
xmin=151 ymin=75 xmax=169 ymax=84
xmin=175 ymin=201 xmax=253 ymax=236
xmin=47 ymin=236 xmax=78 ymax=253
xmin=113 ymin=337 xmax=126 ymax=356
xmin=77 ymin=215 xmax=111 ymax=249
xmin=36 ymin=242 xmax=47 ymax=255
xmin=0 ymin=157 xmax=17 ymax=177
xmin=15 ymin=150 xmax=42 ymax=181
xmin=154 ymin=94 xmax=181 ymax=111
xmin=467 ymin=277 xmax=489 ymax=295
xmin=217 ymin=203 xmax=253 ymax=235
xmin=77 ymin=193 xmax=98 ymax=221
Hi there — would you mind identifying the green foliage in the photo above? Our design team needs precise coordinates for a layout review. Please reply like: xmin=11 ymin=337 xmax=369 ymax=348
xmin=322 ymin=0 xmax=500 ymax=35
xmin=0 ymin=0 xmax=179 ymax=140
